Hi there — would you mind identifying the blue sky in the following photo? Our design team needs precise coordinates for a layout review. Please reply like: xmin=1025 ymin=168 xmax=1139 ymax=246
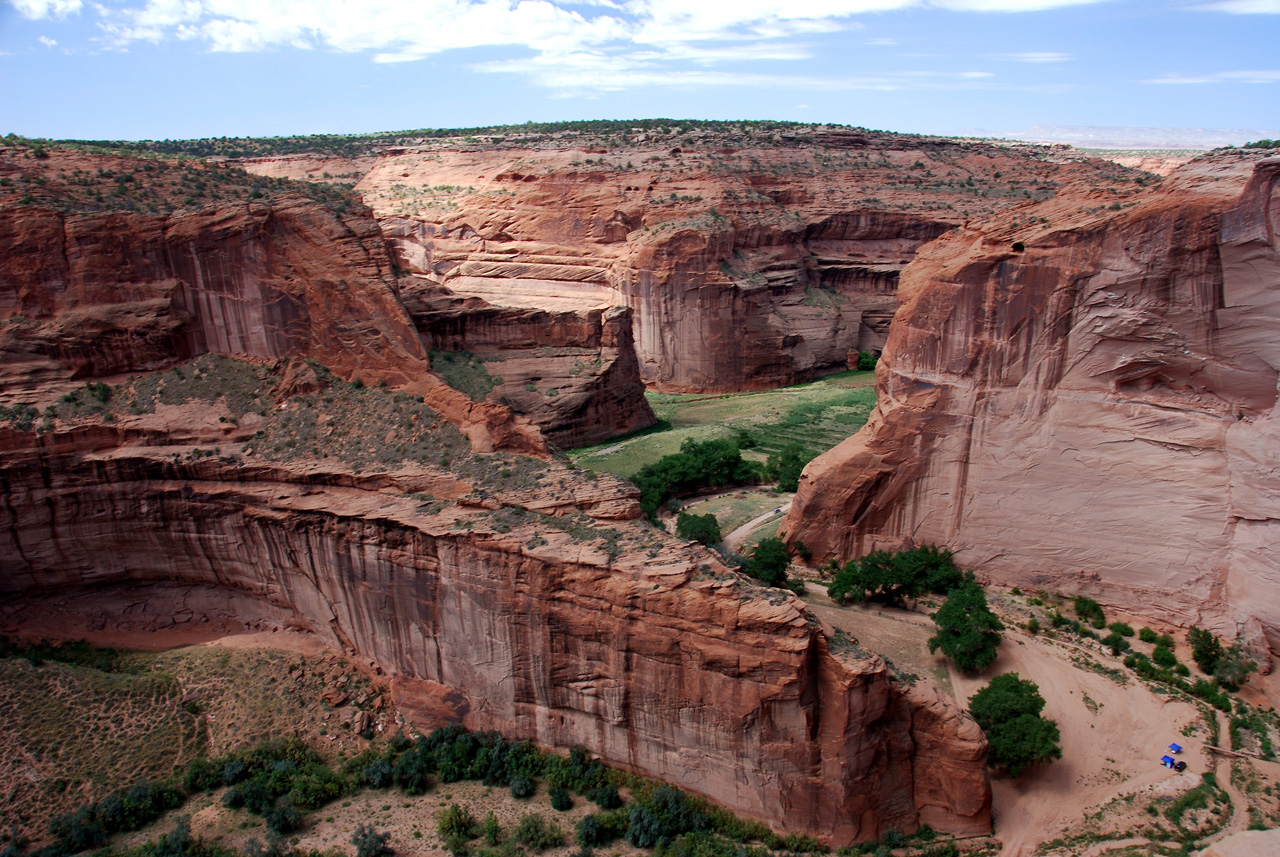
xmin=2 ymin=1 xmax=1278 ymax=143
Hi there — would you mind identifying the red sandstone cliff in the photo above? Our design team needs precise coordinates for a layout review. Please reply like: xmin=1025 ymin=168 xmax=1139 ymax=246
xmin=0 ymin=384 xmax=990 ymax=843
xmin=0 ymin=146 xmax=648 ymax=453
xmin=245 ymin=130 xmax=1135 ymax=392
xmin=784 ymin=153 xmax=1280 ymax=656
xmin=402 ymin=282 xmax=656 ymax=448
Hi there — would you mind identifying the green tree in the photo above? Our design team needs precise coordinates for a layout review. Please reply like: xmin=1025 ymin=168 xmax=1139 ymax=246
xmin=748 ymin=538 xmax=792 ymax=588
xmin=1188 ymin=627 xmax=1223 ymax=675
xmin=763 ymin=443 xmax=813 ymax=492
xmin=828 ymin=545 xmax=964 ymax=607
xmin=969 ymin=673 xmax=1062 ymax=777
xmin=928 ymin=582 xmax=1003 ymax=673
xmin=675 ymin=512 xmax=722 ymax=545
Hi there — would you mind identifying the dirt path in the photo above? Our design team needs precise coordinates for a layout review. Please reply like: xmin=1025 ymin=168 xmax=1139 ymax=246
xmin=723 ymin=500 xmax=791 ymax=551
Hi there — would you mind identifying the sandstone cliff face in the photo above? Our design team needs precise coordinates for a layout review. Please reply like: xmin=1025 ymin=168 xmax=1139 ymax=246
xmin=0 ymin=403 xmax=990 ymax=843
xmin=403 ymin=282 xmax=656 ymax=448
xmin=247 ymin=134 xmax=1132 ymax=392
xmin=0 ymin=147 xmax=647 ymax=453
xmin=784 ymin=154 xmax=1280 ymax=653
xmin=0 ymin=196 xmax=425 ymax=387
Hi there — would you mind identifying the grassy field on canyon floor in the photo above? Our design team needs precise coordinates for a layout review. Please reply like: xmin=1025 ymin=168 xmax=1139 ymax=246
xmin=568 ymin=370 xmax=877 ymax=479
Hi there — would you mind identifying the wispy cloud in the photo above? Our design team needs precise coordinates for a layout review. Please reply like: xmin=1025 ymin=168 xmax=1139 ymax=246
xmin=11 ymin=0 xmax=81 ymax=17
xmin=1144 ymin=69 xmax=1280 ymax=84
xmin=1001 ymin=51 xmax=1071 ymax=62
xmin=1193 ymin=1 xmax=1280 ymax=12
xmin=0 ymin=0 xmax=1118 ymax=95
xmin=37 ymin=34 xmax=57 ymax=47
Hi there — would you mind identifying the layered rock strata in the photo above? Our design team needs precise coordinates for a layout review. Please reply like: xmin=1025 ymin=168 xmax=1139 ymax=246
xmin=402 ymin=281 xmax=656 ymax=448
xmin=245 ymin=132 xmax=1134 ymax=392
xmin=0 ymin=403 xmax=990 ymax=843
xmin=784 ymin=154 xmax=1280 ymax=654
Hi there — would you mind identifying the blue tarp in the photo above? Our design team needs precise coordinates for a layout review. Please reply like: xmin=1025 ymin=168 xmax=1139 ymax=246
xmin=1161 ymin=755 xmax=1176 ymax=766
xmin=1169 ymin=743 xmax=1183 ymax=753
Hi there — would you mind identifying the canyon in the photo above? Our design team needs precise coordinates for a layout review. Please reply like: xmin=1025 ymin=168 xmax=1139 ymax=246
xmin=0 ymin=137 xmax=991 ymax=845
xmin=784 ymin=150 xmax=1280 ymax=658
xmin=240 ymin=123 xmax=1134 ymax=392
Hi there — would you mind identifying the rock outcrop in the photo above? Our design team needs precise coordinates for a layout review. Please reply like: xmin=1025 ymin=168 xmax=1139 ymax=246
xmin=0 ymin=388 xmax=991 ymax=843
xmin=244 ymin=129 xmax=1135 ymax=392
xmin=403 ymin=281 xmax=656 ymax=448
xmin=784 ymin=153 xmax=1280 ymax=654
xmin=0 ymin=146 xmax=646 ymax=453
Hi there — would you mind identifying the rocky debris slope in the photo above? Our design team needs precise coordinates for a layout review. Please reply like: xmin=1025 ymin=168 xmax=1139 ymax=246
xmin=0 ymin=361 xmax=990 ymax=844
xmin=241 ymin=126 xmax=1141 ymax=392
xmin=403 ymin=281 xmax=656 ymax=448
xmin=784 ymin=152 xmax=1280 ymax=656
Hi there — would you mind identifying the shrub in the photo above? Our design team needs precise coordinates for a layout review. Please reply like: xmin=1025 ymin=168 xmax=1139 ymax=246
xmin=1073 ymin=596 xmax=1106 ymax=629
xmin=482 ymin=812 xmax=502 ymax=846
xmin=515 ymin=814 xmax=564 ymax=851
xmin=856 ymin=351 xmax=878 ymax=371
xmin=1109 ymin=622 xmax=1134 ymax=637
xmin=1025 ymin=617 xmax=1040 ymax=635
xmin=1139 ymin=627 xmax=1158 ymax=644
xmin=1152 ymin=645 xmax=1178 ymax=668
xmin=928 ymin=582 xmax=1004 ymax=674
xmin=1188 ymin=626 xmax=1223 ymax=674
xmin=363 ymin=759 xmax=395 ymax=789
xmin=183 ymin=758 xmax=220 ymax=792
xmin=591 ymin=783 xmax=622 ymax=809
xmin=265 ymin=797 xmax=303 ymax=834
xmin=746 ymin=538 xmax=793 ymax=588
xmin=550 ymin=785 xmax=573 ymax=811
xmin=969 ymin=673 xmax=1062 ymax=776
xmin=626 ymin=786 xmax=708 ymax=848
xmin=353 ymin=825 xmax=395 ymax=857
xmin=675 ymin=512 xmax=722 ymax=546
xmin=510 ymin=775 xmax=536 ymax=799
xmin=1102 ymin=633 xmax=1130 ymax=655
xmin=438 ymin=804 xmax=479 ymax=842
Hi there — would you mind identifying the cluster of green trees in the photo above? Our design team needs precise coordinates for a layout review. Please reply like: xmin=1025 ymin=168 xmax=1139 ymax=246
xmin=1188 ymin=627 xmax=1256 ymax=691
xmin=634 ymin=438 xmax=759 ymax=520
xmin=1245 ymin=139 xmax=1280 ymax=149
xmin=827 ymin=546 xmax=965 ymax=607
xmin=824 ymin=547 xmax=1002 ymax=674
xmin=969 ymin=674 xmax=1061 ymax=777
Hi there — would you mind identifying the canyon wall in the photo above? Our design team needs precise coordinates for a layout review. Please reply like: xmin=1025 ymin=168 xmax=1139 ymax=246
xmin=0 ymin=431 xmax=990 ymax=844
xmin=0 ymin=198 xmax=426 ymax=387
xmin=402 ymin=282 xmax=656 ymax=449
xmin=247 ymin=132 xmax=1131 ymax=392
xmin=784 ymin=154 xmax=1280 ymax=653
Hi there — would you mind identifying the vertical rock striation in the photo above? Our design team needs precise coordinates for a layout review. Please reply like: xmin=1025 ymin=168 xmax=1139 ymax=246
xmin=785 ymin=154 xmax=1280 ymax=653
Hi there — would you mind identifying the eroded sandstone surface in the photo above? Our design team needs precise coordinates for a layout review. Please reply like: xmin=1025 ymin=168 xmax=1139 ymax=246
xmin=784 ymin=152 xmax=1280 ymax=656
xmin=0 ymin=140 xmax=991 ymax=844
xmin=0 ymin=366 xmax=989 ymax=843
xmin=241 ymin=123 xmax=1138 ymax=392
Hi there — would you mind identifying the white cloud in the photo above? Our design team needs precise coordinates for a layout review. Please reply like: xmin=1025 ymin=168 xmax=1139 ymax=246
xmin=1144 ymin=69 xmax=1280 ymax=84
xmin=1194 ymin=0 xmax=1280 ymax=12
xmin=8 ymin=0 xmax=1121 ymax=94
xmin=10 ymin=0 xmax=82 ymax=17
xmin=38 ymin=34 xmax=57 ymax=46
xmin=1006 ymin=51 xmax=1071 ymax=62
